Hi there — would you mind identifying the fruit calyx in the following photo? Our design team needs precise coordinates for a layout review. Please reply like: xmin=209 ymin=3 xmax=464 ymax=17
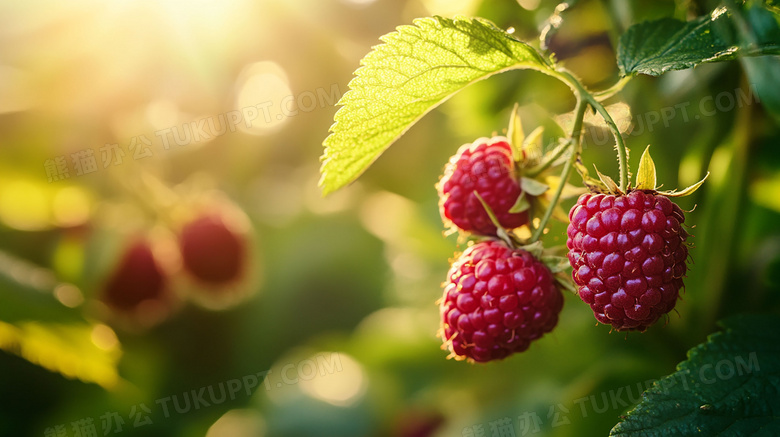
xmin=577 ymin=145 xmax=709 ymax=198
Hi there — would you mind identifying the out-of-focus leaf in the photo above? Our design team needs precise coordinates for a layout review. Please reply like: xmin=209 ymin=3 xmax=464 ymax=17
xmin=0 ymin=250 xmax=121 ymax=388
xmin=0 ymin=250 xmax=83 ymax=324
xmin=618 ymin=6 xmax=780 ymax=76
xmin=610 ymin=314 xmax=780 ymax=437
xmin=750 ymin=172 xmax=780 ymax=212
xmin=320 ymin=16 xmax=552 ymax=195
xmin=0 ymin=321 xmax=121 ymax=388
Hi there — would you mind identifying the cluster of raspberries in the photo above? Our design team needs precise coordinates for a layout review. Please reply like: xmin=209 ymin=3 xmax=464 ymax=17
xmin=436 ymin=137 xmax=690 ymax=363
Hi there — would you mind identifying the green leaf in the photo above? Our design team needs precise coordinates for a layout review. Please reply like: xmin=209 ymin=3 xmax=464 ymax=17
xmin=0 ymin=250 xmax=121 ymax=388
xmin=610 ymin=314 xmax=780 ymax=437
xmin=320 ymin=16 xmax=552 ymax=195
xmin=635 ymin=145 xmax=657 ymax=190
xmin=618 ymin=6 xmax=780 ymax=76
xmin=0 ymin=321 xmax=122 ymax=388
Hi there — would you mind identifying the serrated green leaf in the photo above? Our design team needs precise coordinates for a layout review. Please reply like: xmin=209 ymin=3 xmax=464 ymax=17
xmin=521 ymin=177 xmax=550 ymax=196
xmin=610 ymin=314 xmax=780 ymax=437
xmin=320 ymin=16 xmax=552 ymax=194
xmin=618 ymin=5 xmax=780 ymax=76
xmin=507 ymin=103 xmax=525 ymax=162
xmin=635 ymin=145 xmax=657 ymax=190
xmin=509 ymin=192 xmax=530 ymax=213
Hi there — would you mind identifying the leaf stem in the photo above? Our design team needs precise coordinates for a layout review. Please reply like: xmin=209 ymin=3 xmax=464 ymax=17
xmin=530 ymin=95 xmax=587 ymax=242
xmin=593 ymin=75 xmax=632 ymax=101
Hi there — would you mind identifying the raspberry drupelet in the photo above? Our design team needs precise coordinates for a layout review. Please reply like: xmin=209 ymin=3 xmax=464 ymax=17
xmin=440 ymin=240 xmax=563 ymax=362
xmin=438 ymin=137 xmax=527 ymax=235
xmin=566 ymin=190 xmax=689 ymax=331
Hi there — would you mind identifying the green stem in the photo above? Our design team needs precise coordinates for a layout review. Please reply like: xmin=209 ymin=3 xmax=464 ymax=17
xmin=593 ymin=75 xmax=632 ymax=101
xmin=526 ymin=139 xmax=571 ymax=177
xmin=589 ymin=95 xmax=628 ymax=191
xmin=553 ymin=69 xmax=629 ymax=192
xmin=530 ymin=96 xmax=587 ymax=242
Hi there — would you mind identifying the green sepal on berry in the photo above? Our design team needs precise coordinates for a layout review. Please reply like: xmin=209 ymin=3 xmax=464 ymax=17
xmin=634 ymin=145 xmax=657 ymax=190
xmin=471 ymin=192 xmax=577 ymax=294
xmin=576 ymin=145 xmax=709 ymax=198
xmin=635 ymin=146 xmax=709 ymax=197
xmin=505 ymin=106 xmax=584 ymax=225
xmin=507 ymin=103 xmax=526 ymax=163
xmin=567 ymin=146 xmax=709 ymax=331
xmin=507 ymin=103 xmax=562 ymax=175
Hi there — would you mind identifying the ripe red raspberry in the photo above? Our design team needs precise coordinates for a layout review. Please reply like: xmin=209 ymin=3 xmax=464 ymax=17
xmin=179 ymin=214 xmax=246 ymax=285
xmin=102 ymin=239 xmax=168 ymax=311
xmin=566 ymin=190 xmax=689 ymax=331
xmin=438 ymin=137 xmax=527 ymax=235
xmin=440 ymin=240 xmax=563 ymax=362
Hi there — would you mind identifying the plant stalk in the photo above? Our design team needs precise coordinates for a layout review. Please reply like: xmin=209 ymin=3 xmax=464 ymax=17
xmin=526 ymin=139 xmax=571 ymax=177
xmin=530 ymin=95 xmax=587 ymax=242
xmin=593 ymin=75 xmax=631 ymax=101
xmin=550 ymin=69 xmax=629 ymax=192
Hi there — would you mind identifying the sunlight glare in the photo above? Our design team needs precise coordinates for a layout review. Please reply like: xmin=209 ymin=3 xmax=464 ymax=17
xmin=235 ymin=62 xmax=292 ymax=135
xmin=299 ymin=353 xmax=366 ymax=407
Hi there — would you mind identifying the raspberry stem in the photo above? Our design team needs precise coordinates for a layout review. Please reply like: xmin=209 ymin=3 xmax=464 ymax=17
xmin=525 ymin=138 xmax=571 ymax=177
xmin=587 ymin=96 xmax=629 ymax=191
xmin=547 ymin=69 xmax=630 ymax=192
xmin=530 ymin=95 xmax=587 ymax=242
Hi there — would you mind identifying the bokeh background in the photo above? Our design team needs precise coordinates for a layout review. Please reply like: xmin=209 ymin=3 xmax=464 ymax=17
xmin=0 ymin=0 xmax=778 ymax=436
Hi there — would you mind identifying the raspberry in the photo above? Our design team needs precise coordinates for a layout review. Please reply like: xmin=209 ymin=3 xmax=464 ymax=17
xmin=439 ymin=240 xmax=564 ymax=362
xmin=102 ymin=239 xmax=168 ymax=311
xmin=438 ymin=137 xmax=527 ymax=235
xmin=179 ymin=214 xmax=246 ymax=285
xmin=566 ymin=190 xmax=689 ymax=331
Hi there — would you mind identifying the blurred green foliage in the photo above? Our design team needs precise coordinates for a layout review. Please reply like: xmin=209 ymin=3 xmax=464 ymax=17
xmin=0 ymin=0 xmax=778 ymax=436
